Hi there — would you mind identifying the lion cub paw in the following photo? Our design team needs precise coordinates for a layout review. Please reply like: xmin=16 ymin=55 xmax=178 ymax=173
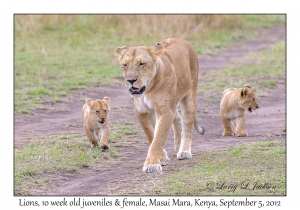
xmin=222 ymin=131 xmax=234 ymax=136
xmin=98 ymin=142 xmax=110 ymax=150
xmin=236 ymin=131 xmax=248 ymax=137
xmin=143 ymin=164 xmax=162 ymax=173
xmin=177 ymin=151 xmax=192 ymax=160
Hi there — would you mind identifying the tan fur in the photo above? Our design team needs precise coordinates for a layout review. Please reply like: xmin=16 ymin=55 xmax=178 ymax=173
xmin=220 ymin=85 xmax=259 ymax=137
xmin=82 ymin=97 xmax=111 ymax=149
xmin=115 ymin=38 xmax=205 ymax=173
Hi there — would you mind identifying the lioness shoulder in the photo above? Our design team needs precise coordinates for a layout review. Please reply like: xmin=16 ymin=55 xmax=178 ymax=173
xmin=82 ymin=96 xmax=111 ymax=149
xmin=220 ymin=85 xmax=259 ymax=137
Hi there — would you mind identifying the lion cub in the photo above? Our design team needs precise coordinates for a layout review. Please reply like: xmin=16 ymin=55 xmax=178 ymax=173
xmin=82 ymin=97 xmax=111 ymax=149
xmin=220 ymin=85 xmax=259 ymax=137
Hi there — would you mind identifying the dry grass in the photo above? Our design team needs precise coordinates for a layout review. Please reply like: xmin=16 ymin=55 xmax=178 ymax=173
xmin=14 ymin=14 xmax=284 ymax=43
xmin=15 ymin=14 xmax=243 ymax=36
xmin=14 ymin=14 xmax=285 ymax=115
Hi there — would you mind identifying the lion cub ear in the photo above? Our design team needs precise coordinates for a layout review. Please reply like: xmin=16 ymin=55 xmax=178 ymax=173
xmin=86 ymin=99 xmax=94 ymax=107
xmin=150 ymin=42 xmax=164 ymax=55
xmin=241 ymin=86 xmax=251 ymax=97
xmin=103 ymin=97 xmax=111 ymax=105
xmin=115 ymin=46 xmax=128 ymax=61
xmin=244 ymin=85 xmax=252 ymax=89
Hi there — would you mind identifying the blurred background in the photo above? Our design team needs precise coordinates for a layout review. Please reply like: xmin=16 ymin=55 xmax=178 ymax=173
xmin=14 ymin=14 xmax=285 ymax=114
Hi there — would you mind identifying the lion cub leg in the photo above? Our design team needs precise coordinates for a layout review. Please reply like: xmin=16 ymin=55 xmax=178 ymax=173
xmin=84 ymin=126 xmax=99 ymax=146
xmin=173 ymin=110 xmax=182 ymax=150
xmin=235 ymin=114 xmax=248 ymax=137
xmin=221 ymin=116 xmax=235 ymax=136
xmin=98 ymin=125 xmax=110 ymax=150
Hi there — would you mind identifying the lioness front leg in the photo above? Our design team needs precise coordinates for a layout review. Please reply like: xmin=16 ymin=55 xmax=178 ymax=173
xmin=173 ymin=110 xmax=182 ymax=150
xmin=99 ymin=126 xmax=110 ymax=150
xmin=136 ymin=111 xmax=155 ymax=144
xmin=143 ymin=113 xmax=173 ymax=173
xmin=235 ymin=115 xmax=248 ymax=137
xmin=221 ymin=116 xmax=235 ymax=136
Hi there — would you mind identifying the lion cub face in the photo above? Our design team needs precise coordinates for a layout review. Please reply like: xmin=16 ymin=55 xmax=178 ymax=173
xmin=239 ymin=86 xmax=259 ymax=112
xmin=86 ymin=97 xmax=110 ymax=124
xmin=115 ymin=43 xmax=164 ymax=97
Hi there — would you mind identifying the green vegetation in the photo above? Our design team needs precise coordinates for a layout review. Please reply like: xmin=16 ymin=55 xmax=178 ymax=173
xmin=14 ymin=14 xmax=285 ymax=114
xmin=203 ymin=98 xmax=219 ymax=103
xmin=144 ymin=141 xmax=286 ymax=196
xmin=110 ymin=122 xmax=139 ymax=142
xmin=198 ymin=41 xmax=285 ymax=95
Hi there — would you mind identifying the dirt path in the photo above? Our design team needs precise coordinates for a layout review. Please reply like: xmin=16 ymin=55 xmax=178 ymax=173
xmin=14 ymin=25 xmax=286 ymax=195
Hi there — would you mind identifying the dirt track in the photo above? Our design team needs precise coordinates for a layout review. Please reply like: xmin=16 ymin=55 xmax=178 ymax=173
xmin=14 ymin=25 xmax=286 ymax=195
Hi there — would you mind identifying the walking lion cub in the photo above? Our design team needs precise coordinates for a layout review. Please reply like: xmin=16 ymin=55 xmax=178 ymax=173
xmin=220 ymin=85 xmax=259 ymax=137
xmin=82 ymin=97 xmax=111 ymax=149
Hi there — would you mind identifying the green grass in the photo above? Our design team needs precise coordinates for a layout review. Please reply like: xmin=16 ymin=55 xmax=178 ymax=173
xmin=203 ymin=98 xmax=219 ymax=103
xmin=14 ymin=14 xmax=285 ymax=115
xmin=110 ymin=122 xmax=139 ymax=142
xmin=143 ymin=141 xmax=286 ymax=196
xmin=14 ymin=133 xmax=120 ymax=195
xmin=198 ymin=41 xmax=285 ymax=95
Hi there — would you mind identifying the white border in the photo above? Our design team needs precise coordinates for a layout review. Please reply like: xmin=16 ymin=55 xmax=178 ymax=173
xmin=3 ymin=1 xmax=298 ymax=209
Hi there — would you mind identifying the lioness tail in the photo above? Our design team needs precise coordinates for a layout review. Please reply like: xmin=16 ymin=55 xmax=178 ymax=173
xmin=194 ymin=118 xmax=205 ymax=135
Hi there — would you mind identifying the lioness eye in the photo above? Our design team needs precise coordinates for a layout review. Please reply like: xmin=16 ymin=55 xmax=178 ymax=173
xmin=123 ymin=64 xmax=127 ymax=67
xmin=253 ymin=98 xmax=255 ymax=101
xmin=96 ymin=110 xmax=100 ymax=114
xmin=104 ymin=110 xmax=107 ymax=113
xmin=139 ymin=62 xmax=145 ymax=66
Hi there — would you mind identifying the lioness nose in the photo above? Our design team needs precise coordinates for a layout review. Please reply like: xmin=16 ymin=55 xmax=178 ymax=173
xmin=127 ymin=79 xmax=137 ymax=84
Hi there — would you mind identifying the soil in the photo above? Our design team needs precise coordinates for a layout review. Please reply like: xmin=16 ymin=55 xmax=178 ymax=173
xmin=14 ymin=25 xmax=286 ymax=196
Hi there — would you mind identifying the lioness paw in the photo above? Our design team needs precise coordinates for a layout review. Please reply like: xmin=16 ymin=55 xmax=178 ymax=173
xmin=160 ymin=156 xmax=170 ymax=166
xmin=177 ymin=151 xmax=192 ymax=160
xmin=143 ymin=164 xmax=162 ymax=173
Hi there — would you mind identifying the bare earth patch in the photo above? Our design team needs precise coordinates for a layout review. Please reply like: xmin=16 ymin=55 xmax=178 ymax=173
xmin=14 ymin=26 xmax=286 ymax=196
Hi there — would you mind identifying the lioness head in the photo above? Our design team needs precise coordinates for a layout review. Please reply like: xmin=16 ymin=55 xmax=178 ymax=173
xmin=86 ymin=97 xmax=110 ymax=124
xmin=239 ymin=85 xmax=259 ymax=112
xmin=115 ymin=43 xmax=164 ymax=97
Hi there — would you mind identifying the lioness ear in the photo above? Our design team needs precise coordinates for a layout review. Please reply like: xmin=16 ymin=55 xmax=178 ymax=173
xmin=103 ymin=96 xmax=111 ymax=105
xmin=115 ymin=46 xmax=128 ymax=62
xmin=150 ymin=42 xmax=164 ymax=55
xmin=86 ymin=99 xmax=94 ymax=107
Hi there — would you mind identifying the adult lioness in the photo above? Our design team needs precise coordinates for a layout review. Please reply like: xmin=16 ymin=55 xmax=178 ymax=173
xmin=115 ymin=38 xmax=205 ymax=173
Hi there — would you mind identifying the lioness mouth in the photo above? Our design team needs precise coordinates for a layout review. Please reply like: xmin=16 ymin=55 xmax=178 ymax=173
xmin=248 ymin=108 xmax=252 ymax=112
xmin=129 ymin=86 xmax=146 ymax=95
